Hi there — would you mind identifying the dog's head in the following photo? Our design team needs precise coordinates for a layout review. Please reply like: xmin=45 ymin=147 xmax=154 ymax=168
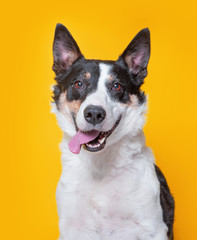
xmin=52 ymin=24 xmax=150 ymax=154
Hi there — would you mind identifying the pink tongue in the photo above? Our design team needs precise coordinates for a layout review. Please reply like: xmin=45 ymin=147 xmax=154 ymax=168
xmin=68 ymin=130 xmax=100 ymax=154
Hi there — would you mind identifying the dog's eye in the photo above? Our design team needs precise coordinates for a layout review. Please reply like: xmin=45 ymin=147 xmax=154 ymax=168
xmin=74 ymin=81 xmax=83 ymax=89
xmin=112 ymin=83 xmax=122 ymax=91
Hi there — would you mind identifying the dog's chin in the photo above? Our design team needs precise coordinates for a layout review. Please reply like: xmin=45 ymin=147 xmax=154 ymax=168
xmin=81 ymin=116 xmax=121 ymax=153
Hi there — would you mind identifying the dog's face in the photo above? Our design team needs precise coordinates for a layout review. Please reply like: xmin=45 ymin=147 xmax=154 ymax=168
xmin=52 ymin=24 xmax=150 ymax=154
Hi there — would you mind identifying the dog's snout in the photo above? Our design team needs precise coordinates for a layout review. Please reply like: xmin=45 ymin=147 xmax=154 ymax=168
xmin=84 ymin=105 xmax=106 ymax=125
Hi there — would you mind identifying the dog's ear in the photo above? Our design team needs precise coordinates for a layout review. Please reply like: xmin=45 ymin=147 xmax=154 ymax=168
xmin=118 ymin=28 xmax=150 ymax=85
xmin=52 ymin=23 xmax=83 ymax=75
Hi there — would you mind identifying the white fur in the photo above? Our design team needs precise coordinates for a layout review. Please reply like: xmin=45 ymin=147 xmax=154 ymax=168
xmin=52 ymin=63 xmax=169 ymax=240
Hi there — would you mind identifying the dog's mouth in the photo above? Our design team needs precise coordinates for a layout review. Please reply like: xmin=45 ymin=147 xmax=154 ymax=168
xmin=84 ymin=117 xmax=121 ymax=152
xmin=69 ymin=116 xmax=121 ymax=154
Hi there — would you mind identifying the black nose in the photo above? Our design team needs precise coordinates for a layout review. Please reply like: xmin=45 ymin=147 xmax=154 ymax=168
xmin=84 ymin=105 xmax=106 ymax=125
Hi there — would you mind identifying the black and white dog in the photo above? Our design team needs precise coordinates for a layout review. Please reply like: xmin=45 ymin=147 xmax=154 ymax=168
xmin=51 ymin=23 xmax=174 ymax=240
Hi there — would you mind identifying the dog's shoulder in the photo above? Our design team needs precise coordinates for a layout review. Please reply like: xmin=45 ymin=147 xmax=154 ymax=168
xmin=154 ymin=164 xmax=175 ymax=239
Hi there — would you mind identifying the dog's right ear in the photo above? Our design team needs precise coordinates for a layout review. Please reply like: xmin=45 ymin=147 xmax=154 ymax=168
xmin=52 ymin=23 xmax=83 ymax=75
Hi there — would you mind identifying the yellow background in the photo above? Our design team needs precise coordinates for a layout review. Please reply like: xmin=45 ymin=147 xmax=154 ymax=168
xmin=1 ymin=0 xmax=197 ymax=239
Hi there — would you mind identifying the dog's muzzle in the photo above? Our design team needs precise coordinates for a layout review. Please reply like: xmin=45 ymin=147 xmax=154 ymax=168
xmin=68 ymin=115 xmax=121 ymax=154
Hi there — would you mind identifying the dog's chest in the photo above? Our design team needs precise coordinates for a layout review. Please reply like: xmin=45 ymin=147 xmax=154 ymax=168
xmin=86 ymin=169 xmax=150 ymax=219
xmin=57 ymin=158 xmax=166 ymax=239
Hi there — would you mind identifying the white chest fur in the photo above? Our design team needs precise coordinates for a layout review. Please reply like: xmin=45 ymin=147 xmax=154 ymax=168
xmin=56 ymin=135 xmax=168 ymax=240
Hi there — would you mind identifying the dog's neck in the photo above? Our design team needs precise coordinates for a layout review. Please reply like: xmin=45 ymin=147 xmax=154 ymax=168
xmin=60 ymin=130 xmax=150 ymax=179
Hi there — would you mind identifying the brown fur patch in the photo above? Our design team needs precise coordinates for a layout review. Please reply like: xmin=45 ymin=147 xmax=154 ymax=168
xmin=129 ymin=94 xmax=139 ymax=106
xmin=121 ymin=94 xmax=139 ymax=107
xmin=107 ymin=74 xmax=114 ymax=81
xmin=58 ymin=91 xmax=82 ymax=122
xmin=84 ymin=72 xmax=91 ymax=79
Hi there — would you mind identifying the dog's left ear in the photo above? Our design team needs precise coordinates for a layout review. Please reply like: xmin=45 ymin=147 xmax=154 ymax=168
xmin=118 ymin=28 xmax=150 ymax=85
xmin=52 ymin=23 xmax=83 ymax=75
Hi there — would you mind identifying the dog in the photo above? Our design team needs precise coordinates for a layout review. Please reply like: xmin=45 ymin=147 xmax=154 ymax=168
xmin=51 ymin=23 xmax=174 ymax=240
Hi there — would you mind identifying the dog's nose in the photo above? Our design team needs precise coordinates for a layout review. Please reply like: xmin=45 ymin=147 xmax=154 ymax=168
xmin=84 ymin=105 xmax=106 ymax=125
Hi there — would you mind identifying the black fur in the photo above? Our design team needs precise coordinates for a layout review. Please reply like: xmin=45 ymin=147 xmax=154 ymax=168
xmin=53 ymin=59 xmax=101 ymax=105
xmin=155 ymin=165 xmax=175 ymax=239
xmin=106 ymin=60 xmax=146 ymax=104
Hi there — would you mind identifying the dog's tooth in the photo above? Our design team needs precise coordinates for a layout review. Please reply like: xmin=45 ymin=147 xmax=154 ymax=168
xmin=98 ymin=138 xmax=105 ymax=144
